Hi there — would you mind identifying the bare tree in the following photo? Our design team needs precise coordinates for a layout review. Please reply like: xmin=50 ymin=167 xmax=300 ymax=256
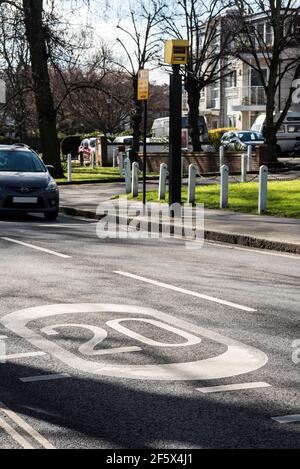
xmin=162 ymin=0 xmax=234 ymax=151
xmin=114 ymin=0 xmax=167 ymax=159
xmin=0 ymin=3 xmax=35 ymax=142
xmin=233 ymin=0 xmax=300 ymax=161
xmin=53 ymin=68 xmax=132 ymax=135
xmin=0 ymin=0 xmax=102 ymax=176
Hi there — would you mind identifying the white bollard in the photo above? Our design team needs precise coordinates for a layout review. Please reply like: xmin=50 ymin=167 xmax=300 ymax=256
xmin=119 ymin=152 xmax=124 ymax=177
xmin=158 ymin=163 xmax=168 ymax=200
xmin=124 ymin=158 xmax=131 ymax=193
xmin=219 ymin=146 xmax=224 ymax=171
xmin=188 ymin=164 xmax=197 ymax=204
xmin=220 ymin=165 xmax=229 ymax=208
xmin=258 ymin=165 xmax=268 ymax=214
xmin=241 ymin=153 xmax=247 ymax=182
xmin=131 ymin=162 xmax=139 ymax=197
xmin=247 ymin=145 xmax=252 ymax=172
xmin=67 ymin=154 xmax=72 ymax=182
xmin=113 ymin=150 xmax=117 ymax=168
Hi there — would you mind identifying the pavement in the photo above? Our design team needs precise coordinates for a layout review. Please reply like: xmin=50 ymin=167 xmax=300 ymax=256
xmin=0 ymin=211 xmax=299 ymax=449
xmin=59 ymin=182 xmax=300 ymax=254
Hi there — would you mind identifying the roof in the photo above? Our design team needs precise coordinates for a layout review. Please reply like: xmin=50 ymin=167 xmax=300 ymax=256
xmin=0 ymin=144 xmax=31 ymax=151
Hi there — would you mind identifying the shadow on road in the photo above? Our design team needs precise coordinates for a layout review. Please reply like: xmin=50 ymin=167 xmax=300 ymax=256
xmin=0 ymin=361 xmax=298 ymax=449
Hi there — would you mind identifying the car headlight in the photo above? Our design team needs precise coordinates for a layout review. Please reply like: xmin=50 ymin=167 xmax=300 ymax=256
xmin=45 ymin=181 xmax=58 ymax=192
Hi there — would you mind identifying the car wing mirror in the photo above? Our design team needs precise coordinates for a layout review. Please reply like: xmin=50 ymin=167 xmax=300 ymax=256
xmin=46 ymin=165 xmax=54 ymax=175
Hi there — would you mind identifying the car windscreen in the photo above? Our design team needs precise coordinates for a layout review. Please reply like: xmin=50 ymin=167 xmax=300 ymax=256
xmin=238 ymin=132 xmax=263 ymax=142
xmin=0 ymin=150 xmax=47 ymax=172
xmin=90 ymin=139 xmax=96 ymax=147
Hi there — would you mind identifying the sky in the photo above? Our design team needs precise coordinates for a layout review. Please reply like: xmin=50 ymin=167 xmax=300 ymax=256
xmin=59 ymin=0 xmax=170 ymax=84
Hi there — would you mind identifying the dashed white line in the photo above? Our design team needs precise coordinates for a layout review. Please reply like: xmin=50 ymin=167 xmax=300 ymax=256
xmin=0 ymin=351 xmax=46 ymax=361
xmin=1 ymin=237 xmax=71 ymax=259
xmin=271 ymin=414 xmax=300 ymax=424
xmin=0 ymin=402 xmax=55 ymax=449
xmin=20 ymin=373 xmax=71 ymax=383
xmin=197 ymin=382 xmax=271 ymax=393
xmin=38 ymin=223 xmax=97 ymax=228
xmin=115 ymin=271 xmax=256 ymax=312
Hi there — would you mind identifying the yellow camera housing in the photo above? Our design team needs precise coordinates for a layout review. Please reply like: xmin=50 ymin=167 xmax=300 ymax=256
xmin=164 ymin=40 xmax=189 ymax=65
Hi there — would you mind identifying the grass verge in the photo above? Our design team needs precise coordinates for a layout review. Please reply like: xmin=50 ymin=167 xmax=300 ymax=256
xmin=131 ymin=180 xmax=300 ymax=218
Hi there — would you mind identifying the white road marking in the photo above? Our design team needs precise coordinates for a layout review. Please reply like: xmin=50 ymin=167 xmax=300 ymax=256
xmin=1 ymin=237 xmax=71 ymax=259
xmin=20 ymin=373 xmax=71 ymax=383
xmin=0 ymin=414 xmax=34 ymax=449
xmin=0 ymin=335 xmax=8 ymax=339
xmin=197 ymin=382 xmax=271 ymax=393
xmin=1 ymin=304 xmax=268 ymax=381
xmin=0 ymin=351 xmax=46 ymax=361
xmin=114 ymin=271 xmax=256 ymax=312
xmin=41 ymin=323 xmax=142 ymax=356
xmin=271 ymin=414 xmax=300 ymax=424
xmin=38 ymin=223 xmax=97 ymax=228
xmin=0 ymin=401 xmax=55 ymax=449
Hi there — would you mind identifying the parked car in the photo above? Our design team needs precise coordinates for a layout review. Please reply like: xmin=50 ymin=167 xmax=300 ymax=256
xmin=113 ymin=136 xmax=134 ymax=145
xmin=0 ymin=144 xmax=59 ymax=220
xmin=220 ymin=130 xmax=264 ymax=150
xmin=251 ymin=111 xmax=300 ymax=156
xmin=78 ymin=138 xmax=96 ymax=165
xmin=294 ymin=142 xmax=300 ymax=156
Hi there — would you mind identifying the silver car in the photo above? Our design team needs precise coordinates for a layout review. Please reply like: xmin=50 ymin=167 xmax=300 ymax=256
xmin=0 ymin=144 xmax=59 ymax=220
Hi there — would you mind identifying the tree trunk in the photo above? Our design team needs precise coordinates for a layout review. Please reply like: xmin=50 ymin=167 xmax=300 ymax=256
xmin=22 ymin=0 xmax=63 ymax=178
xmin=185 ymin=76 xmax=202 ymax=152
xmin=131 ymin=76 xmax=142 ymax=162
xmin=264 ymin=55 xmax=280 ymax=164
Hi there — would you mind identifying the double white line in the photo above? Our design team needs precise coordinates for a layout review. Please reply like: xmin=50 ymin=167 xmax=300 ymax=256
xmin=0 ymin=401 xmax=55 ymax=449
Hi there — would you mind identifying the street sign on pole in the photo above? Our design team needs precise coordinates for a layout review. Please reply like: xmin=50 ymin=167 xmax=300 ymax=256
xmin=137 ymin=69 xmax=149 ymax=101
xmin=137 ymin=69 xmax=149 ymax=210
xmin=164 ymin=40 xmax=189 ymax=206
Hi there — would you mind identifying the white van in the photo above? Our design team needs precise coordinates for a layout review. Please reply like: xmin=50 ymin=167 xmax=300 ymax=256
xmin=151 ymin=116 xmax=209 ymax=143
xmin=251 ymin=111 xmax=300 ymax=156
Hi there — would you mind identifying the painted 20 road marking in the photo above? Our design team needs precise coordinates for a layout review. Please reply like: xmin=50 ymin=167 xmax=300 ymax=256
xmin=1 ymin=304 xmax=268 ymax=381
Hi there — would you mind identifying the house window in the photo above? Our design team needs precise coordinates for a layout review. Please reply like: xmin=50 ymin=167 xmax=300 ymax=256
xmin=265 ymin=23 xmax=273 ymax=45
xmin=228 ymin=116 xmax=237 ymax=127
xmin=225 ymin=71 xmax=237 ymax=88
xmin=209 ymin=82 xmax=219 ymax=108
xmin=250 ymin=68 xmax=267 ymax=87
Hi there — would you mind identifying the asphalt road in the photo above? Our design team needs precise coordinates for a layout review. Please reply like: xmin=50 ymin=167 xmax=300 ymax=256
xmin=0 ymin=212 xmax=299 ymax=449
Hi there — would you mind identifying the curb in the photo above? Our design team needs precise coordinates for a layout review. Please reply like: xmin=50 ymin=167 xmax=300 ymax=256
xmin=60 ymin=206 xmax=300 ymax=255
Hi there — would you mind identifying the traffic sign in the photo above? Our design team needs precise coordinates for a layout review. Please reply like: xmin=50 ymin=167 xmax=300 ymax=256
xmin=137 ymin=69 xmax=149 ymax=101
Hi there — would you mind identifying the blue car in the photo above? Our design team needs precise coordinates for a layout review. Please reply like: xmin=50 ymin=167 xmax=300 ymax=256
xmin=221 ymin=131 xmax=265 ymax=150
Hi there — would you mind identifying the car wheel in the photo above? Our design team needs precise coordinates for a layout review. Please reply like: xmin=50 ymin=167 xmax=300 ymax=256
xmin=44 ymin=211 xmax=59 ymax=221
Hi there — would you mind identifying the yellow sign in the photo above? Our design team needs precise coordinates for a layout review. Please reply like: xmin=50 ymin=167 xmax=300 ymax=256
xmin=164 ymin=40 xmax=189 ymax=65
xmin=137 ymin=69 xmax=149 ymax=101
